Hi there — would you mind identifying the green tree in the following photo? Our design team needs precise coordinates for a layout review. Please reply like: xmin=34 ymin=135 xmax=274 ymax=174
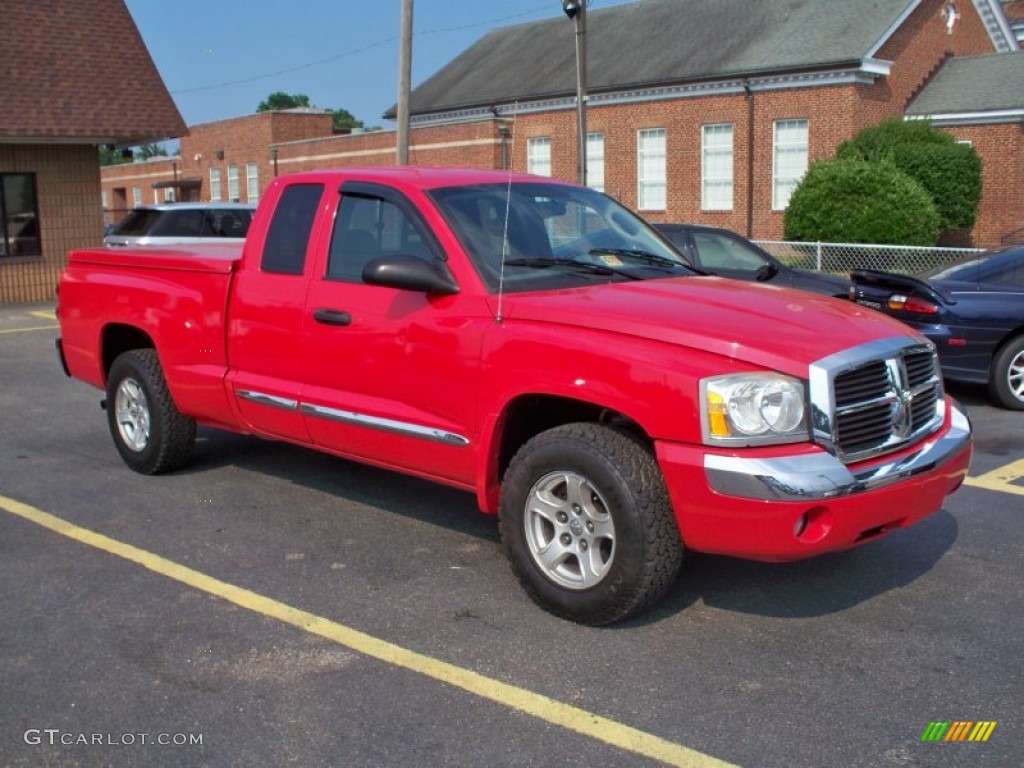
xmin=257 ymin=91 xmax=311 ymax=111
xmin=99 ymin=145 xmax=131 ymax=166
xmin=257 ymin=92 xmax=365 ymax=133
xmin=136 ymin=143 xmax=169 ymax=160
xmin=784 ymin=158 xmax=940 ymax=246
xmin=837 ymin=117 xmax=982 ymax=231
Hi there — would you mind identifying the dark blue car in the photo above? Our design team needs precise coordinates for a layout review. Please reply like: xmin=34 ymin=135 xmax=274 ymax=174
xmin=849 ymin=246 xmax=1024 ymax=409
xmin=653 ymin=223 xmax=850 ymax=297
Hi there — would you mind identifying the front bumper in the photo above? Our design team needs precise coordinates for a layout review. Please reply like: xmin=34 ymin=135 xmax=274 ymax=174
xmin=656 ymin=399 xmax=972 ymax=561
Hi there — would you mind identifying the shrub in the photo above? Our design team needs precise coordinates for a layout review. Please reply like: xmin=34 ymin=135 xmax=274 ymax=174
xmin=837 ymin=117 xmax=982 ymax=231
xmin=784 ymin=158 xmax=940 ymax=246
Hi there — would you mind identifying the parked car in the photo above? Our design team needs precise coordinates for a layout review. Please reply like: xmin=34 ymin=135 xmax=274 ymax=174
xmin=653 ymin=223 xmax=850 ymax=297
xmin=849 ymin=246 xmax=1024 ymax=409
xmin=104 ymin=203 xmax=255 ymax=247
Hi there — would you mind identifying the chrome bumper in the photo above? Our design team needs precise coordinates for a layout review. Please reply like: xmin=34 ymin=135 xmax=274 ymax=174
xmin=704 ymin=400 xmax=972 ymax=502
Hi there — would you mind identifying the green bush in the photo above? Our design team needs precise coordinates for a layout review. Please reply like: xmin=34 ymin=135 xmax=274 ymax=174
xmin=837 ymin=117 xmax=982 ymax=230
xmin=783 ymin=158 xmax=940 ymax=246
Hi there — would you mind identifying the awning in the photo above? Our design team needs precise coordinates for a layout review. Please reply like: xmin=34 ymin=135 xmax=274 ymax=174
xmin=152 ymin=177 xmax=201 ymax=190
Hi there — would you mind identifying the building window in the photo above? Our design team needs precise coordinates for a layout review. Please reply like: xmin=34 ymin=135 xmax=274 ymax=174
xmin=101 ymin=190 xmax=108 ymax=210
xmin=702 ymin=124 xmax=734 ymax=211
xmin=227 ymin=165 xmax=239 ymax=202
xmin=0 ymin=173 xmax=42 ymax=257
xmin=210 ymin=168 xmax=222 ymax=201
xmin=246 ymin=162 xmax=260 ymax=204
xmin=587 ymin=132 xmax=605 ymax=193
xmin=637 ymin=128 xmax=666 ymax=210
xmin=133 ymin=186 xmax=142 ymax=207
xmin=773 ymin=119 xmax=808 ymax=210
xmin=164 ymin=188 xmax=175 ymax=202
xmin=527 ymin=137 xmax=552 ymax=176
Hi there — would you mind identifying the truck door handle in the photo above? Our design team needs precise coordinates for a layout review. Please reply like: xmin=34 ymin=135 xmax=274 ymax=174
xmin=313 ymin=308 xmax=352 ymax=326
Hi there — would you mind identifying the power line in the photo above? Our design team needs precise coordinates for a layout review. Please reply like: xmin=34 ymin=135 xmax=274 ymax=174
xmin=169 ymin=2 xmax=614 ymax=96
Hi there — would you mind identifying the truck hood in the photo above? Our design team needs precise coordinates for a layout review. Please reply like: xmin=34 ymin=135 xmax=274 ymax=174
xmin=493 ymin=276 xmax=922 ymax=376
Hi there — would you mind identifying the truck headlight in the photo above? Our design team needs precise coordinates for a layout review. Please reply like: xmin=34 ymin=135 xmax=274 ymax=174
xmin=701 ymin=373 xmax=808 ymax=446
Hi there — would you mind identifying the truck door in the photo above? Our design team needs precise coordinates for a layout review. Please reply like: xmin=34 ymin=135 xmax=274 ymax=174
xmin=225 ymin=182 xmax=325 ymax=442
xmin=299 ymin=183 xmax=479 ymax=487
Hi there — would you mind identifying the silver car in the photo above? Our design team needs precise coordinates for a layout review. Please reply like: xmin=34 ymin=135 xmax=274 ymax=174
xmin=104 ymin=203 xmax=255 ymax=247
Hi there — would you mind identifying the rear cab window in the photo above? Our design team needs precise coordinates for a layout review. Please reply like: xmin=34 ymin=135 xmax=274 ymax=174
xmin=260 ymin=184 xmax=324 ymax=275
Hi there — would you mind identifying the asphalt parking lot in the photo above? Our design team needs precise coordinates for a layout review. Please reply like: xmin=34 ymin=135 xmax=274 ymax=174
xmin=1 ymin=303 xmax=1021 ymax=767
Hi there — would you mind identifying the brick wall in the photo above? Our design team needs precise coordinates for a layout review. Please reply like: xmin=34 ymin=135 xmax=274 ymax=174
xmin=943 ymin=122 xmax=1024 ymax=245
xmin=1 ymin=144 xmax=102 ymax=303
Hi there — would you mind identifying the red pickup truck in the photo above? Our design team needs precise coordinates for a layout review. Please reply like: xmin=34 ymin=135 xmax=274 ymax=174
xmin=57 ymin=167 xmax=972 ymax=625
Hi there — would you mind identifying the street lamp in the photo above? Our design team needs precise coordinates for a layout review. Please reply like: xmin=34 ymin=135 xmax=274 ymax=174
xmin=562 ymin=0 xmax=587 ymax=186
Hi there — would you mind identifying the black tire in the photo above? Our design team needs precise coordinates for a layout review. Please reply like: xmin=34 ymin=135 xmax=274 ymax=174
xmin=989 ymin=335 xmax=1024 ymax=410
xmin=105 ymin=349 xmax=196 ymax=474
xmin=499 ymin=423 xmax=683 ymax=625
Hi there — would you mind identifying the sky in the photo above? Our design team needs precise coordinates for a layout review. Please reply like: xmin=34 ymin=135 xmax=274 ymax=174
xmin=125 ymin=0 xmax=636 ymax=133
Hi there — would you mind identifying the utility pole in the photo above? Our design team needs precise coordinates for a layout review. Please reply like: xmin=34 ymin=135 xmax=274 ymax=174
xmin=562 ymin=1 xmax=587 ymax=186
xmin=397 ymin=0 xmax=413 ymax=165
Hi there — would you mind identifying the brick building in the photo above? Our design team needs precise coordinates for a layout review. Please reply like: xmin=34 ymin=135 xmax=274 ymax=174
xmin=101 ymin=0 xmax=1021 ymax=247
xmin=100 ymin=109 xmax=334 ymax=225
xmin=1 ymin=0 xmax=185 ymax=303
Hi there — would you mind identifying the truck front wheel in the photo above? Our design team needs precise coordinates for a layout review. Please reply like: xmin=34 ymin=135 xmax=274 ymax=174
xmin=106 ymin=349 xmax=196 ymax=474
xmin=499 ymin=423 xmax=683 ymax=625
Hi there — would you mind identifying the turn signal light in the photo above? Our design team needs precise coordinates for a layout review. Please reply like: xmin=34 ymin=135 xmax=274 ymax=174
xmin=887 ymin=294 xmax=938 ymax=314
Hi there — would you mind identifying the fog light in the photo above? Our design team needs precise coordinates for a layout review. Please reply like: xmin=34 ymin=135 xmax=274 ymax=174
xmin=794 ymin=506 xmax=832 ymax=544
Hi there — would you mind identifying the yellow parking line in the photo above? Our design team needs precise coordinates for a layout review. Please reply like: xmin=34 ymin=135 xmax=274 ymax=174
xmin=0 ymin=493 xmax=736 ymax=768
xmin=963 ymin=459 xmax=1024 ymax=497
xmin=29 ymin=310 xmax=57 ymax=320
xmin=0 ymin=324 xmax=59 ymax=335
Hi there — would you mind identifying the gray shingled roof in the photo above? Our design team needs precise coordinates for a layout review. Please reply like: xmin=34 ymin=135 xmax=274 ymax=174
xmin=401 ymin=0 xmax=915 ymax=117
xmin=906 ymin=52 xmax=1024 ymax=115
xmin=0 ymin=0 xmax=186 ymax=143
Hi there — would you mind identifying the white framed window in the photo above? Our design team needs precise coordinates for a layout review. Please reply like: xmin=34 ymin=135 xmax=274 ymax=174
xmin=527 ymin=137 xmax=552 ymax=176
xmin=132 ymin=186 xmax=142 ymax=207
xmin=227 ymin=164 xmax=239 ymax=202
xmin=586 ymin=132 xmax=605 ymax=192
xmin=209 ymin=168 xmax=222 ymax=201
xmin=702 ymin=124 xmax=734 ymax=211
xmin=773 ymin=119 xmax=809 ymax=210
xmin=101 ymin=190 xmax=108 ymax=210
xmin=246 ymin=162 xmax=259 ymax=204
xmin=637 ymin=128 xmax=666 ymax=210
xmin=164 ymin=188 xmax=175 ymax=202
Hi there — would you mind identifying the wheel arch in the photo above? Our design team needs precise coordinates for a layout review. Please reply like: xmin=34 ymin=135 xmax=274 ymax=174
xmin=477 ymin=392 xmax=651 ymax=514
xmin=101 ymin=324 xmax=155 ymax=382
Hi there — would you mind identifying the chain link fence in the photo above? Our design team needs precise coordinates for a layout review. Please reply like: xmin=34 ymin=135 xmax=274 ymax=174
xmin=754 ymin=241 xmax=984 ymax=276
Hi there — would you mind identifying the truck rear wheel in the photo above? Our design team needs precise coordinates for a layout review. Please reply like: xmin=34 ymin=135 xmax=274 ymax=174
xmin=106 ymin=349 xmax=196 ymax=474
xmin=499 ymin=423 xmax=683 ymax=625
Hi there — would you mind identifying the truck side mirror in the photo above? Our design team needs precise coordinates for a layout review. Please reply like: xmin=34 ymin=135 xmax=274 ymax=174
xmin=362 ymin=255 xmax=459 ymax=295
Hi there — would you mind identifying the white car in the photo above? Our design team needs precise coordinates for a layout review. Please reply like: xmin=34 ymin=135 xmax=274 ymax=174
xmin=104 ymin=203 xmax=255 ymax=247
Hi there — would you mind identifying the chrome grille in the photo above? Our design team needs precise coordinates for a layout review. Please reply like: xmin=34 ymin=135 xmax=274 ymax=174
xmin=809 ymin=338 xmax=944 ymax=464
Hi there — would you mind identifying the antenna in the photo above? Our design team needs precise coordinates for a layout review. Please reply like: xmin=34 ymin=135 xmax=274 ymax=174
xmin=495 ymin=101 xmax=518 ymax=325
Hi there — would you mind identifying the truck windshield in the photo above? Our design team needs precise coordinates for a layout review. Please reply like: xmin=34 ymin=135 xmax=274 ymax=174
xmin=427 ymin=182 xmax=691 ymax=293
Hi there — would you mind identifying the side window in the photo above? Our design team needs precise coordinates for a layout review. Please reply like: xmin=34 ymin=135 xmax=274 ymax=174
xmin=155 ymin=209 xmax=203 ymax=237
xmin=327 ymin=194 xmax=433 ymax=282
xmin=202 ymin=209 xmax=249 ymax=238
xmin=261 ymin=184 xmax=323 ymax=275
